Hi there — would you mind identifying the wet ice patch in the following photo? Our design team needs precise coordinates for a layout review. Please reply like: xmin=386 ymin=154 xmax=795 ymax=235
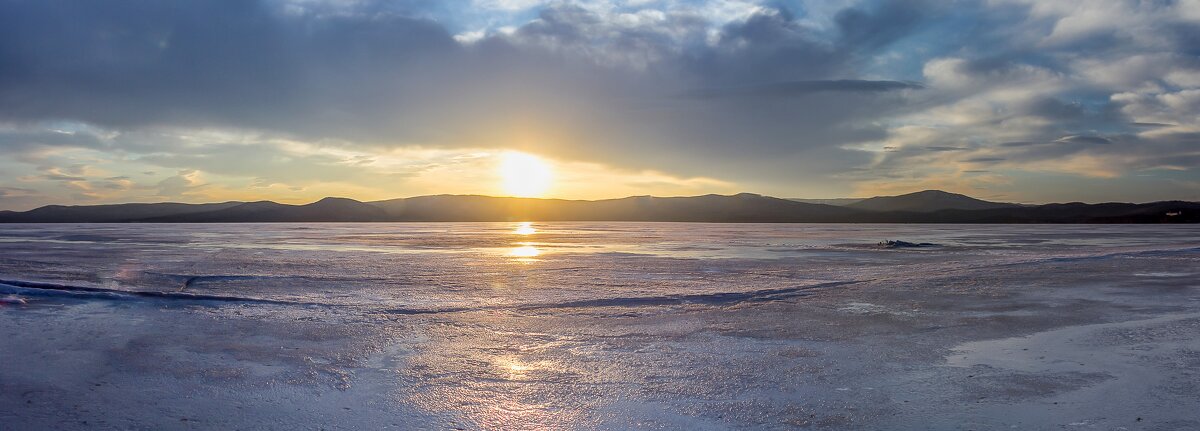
xmin=837 ymin=302 xmax=917 ymax=316
xmin=1133 ymin=272 xmax=1193 ymax=278
xmin=0 ymin=295 xmax=27 ymax=305
xmin=838 ymin=302 xmax=887 ymax=314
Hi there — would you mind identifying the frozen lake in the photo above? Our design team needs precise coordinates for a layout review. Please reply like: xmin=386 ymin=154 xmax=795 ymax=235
xmin=1 ymin=223 xmax=1198 ymax=429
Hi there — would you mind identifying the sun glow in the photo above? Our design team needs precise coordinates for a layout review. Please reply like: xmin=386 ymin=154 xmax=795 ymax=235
xmin=499 ymin=152 xmax=553 ymax=197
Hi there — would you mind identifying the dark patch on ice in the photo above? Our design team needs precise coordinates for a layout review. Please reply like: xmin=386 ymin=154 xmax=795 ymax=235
xmin=0 ymin=278 xmax=493 ymax=315
xmin=995 ymin=246 xmax=1200 ymax=268
xmin=0 ymin=279 xmax=317 ymax=306
xmin=137 ymin=272 xmax=395 ymax=291
xmin=377 ymin=306 xmax=473 ymax=315
xmin=376 ymin=281 xmax=866 ymax=315
xmin=54 ymin=234 xmax=122 ymax=243
xmin=167 ymin=274 xmax=280 ymax=292
xmin=876 ymin=240 xmax=939 ymax=249
xmin=182 ymin=276 xmax=201 ymax=291
xmin=959 ymin=370 xmax=1112 ymax=402
xmin=520 ymin=280 xmax=863 ymax=310
xmin=0 ymin=256 xmax=74 ymax=267
xmin=0 ymin=277 xmax=863 ymax=315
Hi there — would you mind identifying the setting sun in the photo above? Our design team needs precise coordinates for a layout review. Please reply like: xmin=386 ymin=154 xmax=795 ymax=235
xmin=499 ymin=152 xmax=553 ymax=197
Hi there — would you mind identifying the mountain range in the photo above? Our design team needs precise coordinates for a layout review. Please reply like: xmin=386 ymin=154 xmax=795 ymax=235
xmin=0 ymin=190 xmax=1195 ymax=223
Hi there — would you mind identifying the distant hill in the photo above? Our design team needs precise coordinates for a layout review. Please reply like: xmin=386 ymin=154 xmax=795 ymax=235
xmin=848 ymin=190 xmax=1017 ymax=212
xmin=0 ymin=201 xmax=242 ymax=223
xmin=787 ymin=198 xmax=864 ymax=206
xmin=0 ymin=191 xmax=1195 ymax=223
xmin=144 ymin=197 xmax=388 ymax=222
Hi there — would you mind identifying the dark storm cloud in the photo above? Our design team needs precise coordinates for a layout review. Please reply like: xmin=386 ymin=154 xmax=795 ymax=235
xmin=1025 ymin=98 xmax=1086 ymax=121
xmin=0 ymin=0 xmax=460 ymax=134
xmin=1131 ymin=122 xmax=1175 ymax=128
xmin=681 ymin=79 xmax=923 ymax=99
xmin=0 ymin=0 xmax=935 ymax=182
xmin=683 ymin=7 xmax=841 ymax=84
xmin=834 ymin=0 xmax=932 ymax=54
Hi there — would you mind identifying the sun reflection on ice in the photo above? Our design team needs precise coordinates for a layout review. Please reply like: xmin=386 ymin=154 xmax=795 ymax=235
xmin=497 ymin=356 xmax=532 ymax=376
xmin=513 ymin=222 xmax=536 ymax=235
xmin=507 ymin=243 xmax=541 ymax=261
xmin=394 ymin=320 xmax=584 ymax=428
xmin=506 ymin=223 xmax=541 ymax=261
xmin=493 ymin=355 xmax=558 ymax=381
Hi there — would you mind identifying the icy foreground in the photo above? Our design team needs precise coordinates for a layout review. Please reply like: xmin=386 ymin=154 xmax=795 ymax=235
xmin=0 ymin=223 xmax=1198 ymax=430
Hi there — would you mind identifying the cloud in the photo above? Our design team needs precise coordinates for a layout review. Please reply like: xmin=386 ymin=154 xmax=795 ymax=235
xmin=0 ymin=2 xmax=922 ymax=158
xmin=0 ymin=0 xmax=1197 ymax=205
xmin=155 ymin=170 xmax=205 ymax=197
xmin=681 ymin=79 xmax=922 ymax=99
xmin=0 ymin=186 xmax=36 ymax=198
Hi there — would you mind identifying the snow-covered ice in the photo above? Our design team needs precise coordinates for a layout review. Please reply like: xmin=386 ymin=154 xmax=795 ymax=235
xmin=0 ymin=223 xmax=1198 ymax=429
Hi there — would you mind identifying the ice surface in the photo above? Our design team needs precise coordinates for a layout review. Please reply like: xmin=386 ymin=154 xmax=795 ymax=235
xmin=0 ymin=223 xmax=1198 ymax=429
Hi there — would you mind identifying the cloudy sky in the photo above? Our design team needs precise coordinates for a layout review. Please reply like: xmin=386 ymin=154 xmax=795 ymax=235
xmin=1 ymin=0 xmax=1198 ymax=210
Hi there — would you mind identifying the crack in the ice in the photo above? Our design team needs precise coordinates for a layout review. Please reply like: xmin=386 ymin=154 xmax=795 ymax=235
xmin=517 ymin=280 xmax=863 ymax=310
xmin=0 ymin=277 xmax=863 ymax=315
xmin=0 ymin=279 xmax=319 ymax=306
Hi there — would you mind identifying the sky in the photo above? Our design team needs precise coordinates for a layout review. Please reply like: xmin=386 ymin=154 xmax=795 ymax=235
xmin=0 ymin=0 xmax=1198 ymax=210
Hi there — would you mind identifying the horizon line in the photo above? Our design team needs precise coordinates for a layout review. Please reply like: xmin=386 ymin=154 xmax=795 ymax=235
xmin=4 ymin=189 xmax=1199 ymax=212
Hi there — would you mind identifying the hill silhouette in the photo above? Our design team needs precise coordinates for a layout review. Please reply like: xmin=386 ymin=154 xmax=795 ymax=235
xmin=848 ymin=190 xmax=1017 ymax=212
xmin=0 ymin=201 xmax=242 ymax=223
xmin=142 ymin=197 xmax=388 ymax=222
xmin=0 ymin=191 xmax=1195 ymax=223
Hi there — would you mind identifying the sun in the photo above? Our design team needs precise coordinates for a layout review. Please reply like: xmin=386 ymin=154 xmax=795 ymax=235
xmin=499 ymin=152 xmax=553 ymax=197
